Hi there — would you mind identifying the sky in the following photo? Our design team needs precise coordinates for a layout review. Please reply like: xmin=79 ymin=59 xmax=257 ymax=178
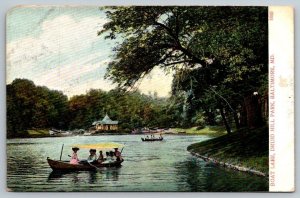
xmin=6 ymin=6 xmax=173 ymax=98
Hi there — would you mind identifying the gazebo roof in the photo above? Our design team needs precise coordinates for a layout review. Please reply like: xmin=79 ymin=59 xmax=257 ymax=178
xmin=92 ymin=114 xmax=118 ymax=125
xmin=102 ymin=114 xmax=112 ymax=122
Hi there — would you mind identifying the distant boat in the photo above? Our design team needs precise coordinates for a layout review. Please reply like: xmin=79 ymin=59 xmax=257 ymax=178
xmin=49 ymin=129 xmax=71 ymax=136
xmin=49 ymin=129 xmax=62 ymax=136
xmin=83 ymin=132 xmax=92 ymax=136
xmin=141 ymin=137 xmax=164 ymax=142
xmin=59 ymin=131 xmax=71 ymax=136
xmin=49 ymin=130 xmax=57 ymax=136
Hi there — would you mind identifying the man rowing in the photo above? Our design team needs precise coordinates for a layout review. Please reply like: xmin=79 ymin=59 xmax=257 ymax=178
xmin=114 ymin=148 xmax=122 ymax=161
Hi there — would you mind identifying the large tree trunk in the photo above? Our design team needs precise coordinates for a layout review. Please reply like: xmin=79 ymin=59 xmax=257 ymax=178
xmin=243 ymin=94 xmax=263 ymax=129
xmin=239 ymin=102 xmax=248 ymax=127
xmin=219 ymin=107 xmax=231 ymax=134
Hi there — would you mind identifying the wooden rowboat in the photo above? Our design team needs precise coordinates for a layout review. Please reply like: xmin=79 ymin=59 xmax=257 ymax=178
xmin=47 ymin=142 xmax=124 ymax=171
xmin=141 ymin=137 xmax=164 ymax=142
xmin=47 ymin=157 xmax=123 ymax=171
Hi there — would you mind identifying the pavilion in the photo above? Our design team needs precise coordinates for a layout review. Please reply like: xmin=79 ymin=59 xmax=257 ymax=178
xmin=92 ymin=114 xmax=118 ymax=131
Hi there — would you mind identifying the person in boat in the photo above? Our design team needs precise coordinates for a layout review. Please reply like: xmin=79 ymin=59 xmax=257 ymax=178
xmin=70 ymin=147 xmax=80 ymax=164
xmin=159 ymin=134 xmax=163 ymax=139
xmin=97 ymin=150 xmax=105 ymax=163
xmin=110 ymin=151 xmax=115 ymax=161
xmin=146 ymin=135 xmax=149 ymax=139
xmin=114 ymin=148 xmax=122 ymax=161
xmin=87 ymin=149 xmax=97 ymax=163
xmin=104 ymin=151 xmax=113 ymax=162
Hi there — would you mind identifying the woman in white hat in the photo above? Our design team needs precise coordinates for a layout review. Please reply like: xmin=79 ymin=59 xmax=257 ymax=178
xmin=70 ymin=147 xmax=80 ymax=164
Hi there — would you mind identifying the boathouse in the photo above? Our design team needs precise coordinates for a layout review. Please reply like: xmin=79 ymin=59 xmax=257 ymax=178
xmin=92 ymin=114 xmax=118 ymax=131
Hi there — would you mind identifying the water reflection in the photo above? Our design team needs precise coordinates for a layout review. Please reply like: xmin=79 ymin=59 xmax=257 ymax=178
xmin=88 ymin=171 xmax=97 ymax=184
xmin=174 ymin=157 xmax=268 ymax=192
xmin=47 ymin=167 xmax=121 ymax=184
xmin=104 ymin=168 xmax=120 ymax=181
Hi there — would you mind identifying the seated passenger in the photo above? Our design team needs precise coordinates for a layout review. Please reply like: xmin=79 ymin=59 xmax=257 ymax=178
xmin=109 ymin=151 xmax=115 ymax=161
xmin=87 ymin=149 xmax=97 ymax=163
xmin=114 ymin=148 xmax=122 ymax=161
xmin=70 ymin=147 xmax=80 ymax=164
xmin=97 ymin=150 xmax=105 ymax=163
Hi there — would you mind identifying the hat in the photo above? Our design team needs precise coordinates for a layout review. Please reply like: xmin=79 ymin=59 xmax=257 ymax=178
xmin=72 ymin=147 xmax=79 ymax=151
xmin=89 ymin=149 xmax=96 ymax=152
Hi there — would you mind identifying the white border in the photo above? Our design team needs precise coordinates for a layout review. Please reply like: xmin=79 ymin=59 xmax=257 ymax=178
xmin=269 ymin=6 xmax=294 ymax=192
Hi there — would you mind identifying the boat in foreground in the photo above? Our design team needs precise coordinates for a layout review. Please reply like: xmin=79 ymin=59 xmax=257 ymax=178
xmin=47 ymin=157 xmax=123 ymax=171
xmin=47 ymin=142 xmax=124 ymax=171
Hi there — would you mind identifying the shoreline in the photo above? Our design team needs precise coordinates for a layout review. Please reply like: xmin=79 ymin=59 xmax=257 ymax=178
xmin=188 ymin=150 xmax=267 ymax=177
xmin=8 ymin=126 xmax=226 ymax=139
xmin=7 ymin=132 xmax=214 ymax=139
xmin=187 ymin=126 xmax=269 ymax=178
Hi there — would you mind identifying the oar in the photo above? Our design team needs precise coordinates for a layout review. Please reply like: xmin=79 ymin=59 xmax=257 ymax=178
xmin=59 ymin=144 xmax=64 ymax=161
xmin=119 ymin=147 xmax=124 ymax=162
xmin=87 ymin=160 xmax=107 ymax=171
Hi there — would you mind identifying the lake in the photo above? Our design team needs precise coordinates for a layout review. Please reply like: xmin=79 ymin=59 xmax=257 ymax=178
xmin=7 ymin=134 xmax=268 ymax=192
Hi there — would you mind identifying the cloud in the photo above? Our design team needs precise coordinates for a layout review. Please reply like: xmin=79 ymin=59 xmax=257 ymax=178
xmin=7 ymin=11 xmax=173 ymax=98
xmin=39 ymin=15 xmax=106 ymax=54
xmin=35 ymin=56 xmax=111 ymax=96
xmin=7 ymin=14 xmax=109 ymax=89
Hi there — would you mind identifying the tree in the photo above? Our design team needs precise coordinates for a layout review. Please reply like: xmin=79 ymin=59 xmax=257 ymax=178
xmin=99 ymin=6 xmax=268 ymax=131
xmin=7 ymin=79 xmax=69 ymax=137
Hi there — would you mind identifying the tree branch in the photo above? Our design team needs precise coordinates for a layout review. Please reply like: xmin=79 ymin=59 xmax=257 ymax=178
xmin=161 ymin=60 xmax=193 ymax=67
xmin=153 ymin=20 xmax=207 ymax=67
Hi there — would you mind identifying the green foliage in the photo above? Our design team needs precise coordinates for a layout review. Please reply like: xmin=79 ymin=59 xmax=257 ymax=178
xmin=99 ymin=6 xmax=267 ymax=88
xmin=67 ymin=89 xmax=176 ymax=131
xmin=7 ymin=79 xmax=68 ymax=137
xmin=191 ymin=112 xmax=206 ymax=128
xmin=7 ymin=79 xmax=180 ymax=137
xmin=99 ymin=6 xmax=268 ymax=131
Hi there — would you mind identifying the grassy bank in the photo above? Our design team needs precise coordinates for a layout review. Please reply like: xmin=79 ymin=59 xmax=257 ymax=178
xmin=26 ymin=129 xmax=50 ymax=137
xmin=187 ymin=126 xmax=268 ymax=175
xmin=7 ymin=129 xmax=50 ymax=139
xmin=172 ymin=126 xmax=227 ymax=136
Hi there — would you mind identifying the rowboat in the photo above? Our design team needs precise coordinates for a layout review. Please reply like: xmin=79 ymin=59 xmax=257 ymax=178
xmin=141 ymin=137 xmax=164 ymax=142
xmin=47 ymin=157 xmax=123 ymax=171
xmin=47 ymin=142 xmax=124 ymax=171
xmin=49 ymin=129 xmax=72 ymax=136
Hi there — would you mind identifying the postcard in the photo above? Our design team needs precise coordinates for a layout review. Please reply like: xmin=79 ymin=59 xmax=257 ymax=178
xmin=6 ymin=5 xmax=294 ymax=192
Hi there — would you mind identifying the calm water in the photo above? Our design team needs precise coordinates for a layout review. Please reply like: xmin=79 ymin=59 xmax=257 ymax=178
xmin=7 ymin=135 xmax=268 ymax=192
